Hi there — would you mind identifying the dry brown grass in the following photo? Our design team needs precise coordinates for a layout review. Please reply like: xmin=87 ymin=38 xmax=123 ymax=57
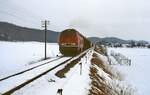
xmin=89 ymin=66 xmax=120 ymax=95
xmin=55 ymin=54 xmax=85 ymax=78
xmin=91 ymin=55 xmax=122 ymax=80
xmin=94 ymin=46 xmax=107 ymax=56
xmin=55 ymin=59 xmax=80 ymax=78
xmin=88 ymin=53 xmax=135 ymax=95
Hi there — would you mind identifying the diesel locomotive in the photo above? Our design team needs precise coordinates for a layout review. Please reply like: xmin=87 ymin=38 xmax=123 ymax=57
xmin=58 ymin=29 xmax=93 ymax=56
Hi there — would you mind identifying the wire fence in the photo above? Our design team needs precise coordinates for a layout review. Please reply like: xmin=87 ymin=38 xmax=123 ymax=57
xmin=109 ymin=50 xmax=131 ymax=66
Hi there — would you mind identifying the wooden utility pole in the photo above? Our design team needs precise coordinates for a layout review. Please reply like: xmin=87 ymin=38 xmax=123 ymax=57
xmin=41 ymin=20 xmax=50 ymax=60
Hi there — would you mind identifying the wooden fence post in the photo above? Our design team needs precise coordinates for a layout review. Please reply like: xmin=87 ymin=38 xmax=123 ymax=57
xmin=79 ymin=63 xmax=82 ymax=75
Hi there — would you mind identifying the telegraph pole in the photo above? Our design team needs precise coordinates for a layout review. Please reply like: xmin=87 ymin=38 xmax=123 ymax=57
xmin=41 ymin=20 xmax=50 ymax=60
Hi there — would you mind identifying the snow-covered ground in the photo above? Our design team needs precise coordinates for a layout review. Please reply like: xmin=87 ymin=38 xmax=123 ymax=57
xmin=108 ymin=48 xmax=150 ymax=95
xmin=0 ymin=57 xmax=70 ymax=94
xmin=13 ymin=50 xmax=93 ymax=95
xmin=1 ymin=41 xmax=149 ymax=95
xmin=0 ymin=41 xmax=59 ymax=79
xmin=0 ymin=41 xmax=92 ymax=95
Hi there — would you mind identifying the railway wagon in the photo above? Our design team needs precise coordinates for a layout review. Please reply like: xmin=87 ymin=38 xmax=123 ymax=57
xmin=58 ymin=29 xmax=92 ymax=56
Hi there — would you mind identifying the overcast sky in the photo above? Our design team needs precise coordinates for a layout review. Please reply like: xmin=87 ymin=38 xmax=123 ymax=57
xmin=0 ymin=0 xmax=150 ymax=41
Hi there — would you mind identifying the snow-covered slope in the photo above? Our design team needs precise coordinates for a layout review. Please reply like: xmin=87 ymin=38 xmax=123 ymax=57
xmin=89 ymin=51 xmax=135 ymax=95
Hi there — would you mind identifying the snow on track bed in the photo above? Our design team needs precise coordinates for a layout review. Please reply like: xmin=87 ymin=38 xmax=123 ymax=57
xmin=0 ymin=57 xmax=71 ymax=95
xmin=0 ymin=57 xmax=62 ymax=81
xmin=0 ymin=48 xmax=93 ymax=95
xmin=13 ymin=48 xmax=93 ymax=95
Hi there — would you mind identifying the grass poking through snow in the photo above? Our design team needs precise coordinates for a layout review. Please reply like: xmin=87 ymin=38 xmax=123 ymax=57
xmin=88 ymin=52 xmax=136 ymax=95
xmin=55 ymin=54 xmax=85 ymax=78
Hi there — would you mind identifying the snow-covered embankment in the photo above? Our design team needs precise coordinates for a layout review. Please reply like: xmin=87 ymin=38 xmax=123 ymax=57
xmin=88 ymin=49 xmax=136 ymax=95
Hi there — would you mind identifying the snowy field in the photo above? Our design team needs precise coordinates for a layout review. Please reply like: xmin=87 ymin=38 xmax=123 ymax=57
xmin=0 ymin=41 xmax=92 ymax=95
xmin=1 ymin=41 xmax=149 ymax=95
xmin=108 ymin=48 xmax=150 ymax=95
xmin=0 ymin=41 xmax=59 ymax=79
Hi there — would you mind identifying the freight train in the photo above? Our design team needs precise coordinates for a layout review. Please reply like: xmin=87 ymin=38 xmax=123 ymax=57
xmin=58 ymin=29 xmax=93 ymax=56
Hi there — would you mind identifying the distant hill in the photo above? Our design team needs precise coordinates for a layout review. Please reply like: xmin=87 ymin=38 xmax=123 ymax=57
xmin=88 ymin=37 xmax=128 ymax=44
xmin=0 ymin=22 xmax=59 ymax=42
xmin=87 ymin=37 xmax=101 ymax=43
xmin=0 ymin=22 xmax=149 ymax=45
xmin=88 ymin=37 xmax=149 ymax=44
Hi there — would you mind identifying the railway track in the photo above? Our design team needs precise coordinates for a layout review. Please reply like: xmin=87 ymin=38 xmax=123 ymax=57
xmin=0 ymin=57 xmax=63 ymax=81
xmin=0 ymin=57 xmax=71 ymax=95
xmin=0 ymin=48 xmax=93 ymax=95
